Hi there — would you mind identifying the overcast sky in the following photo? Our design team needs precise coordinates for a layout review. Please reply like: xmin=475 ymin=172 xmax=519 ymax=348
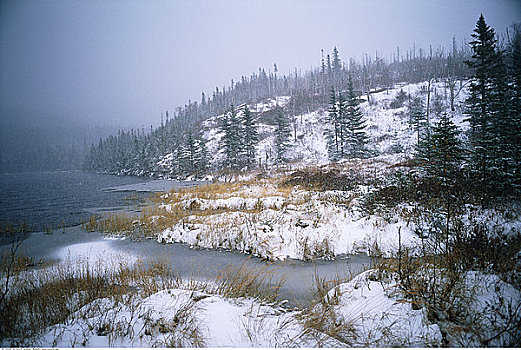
xmin=1 ymin=0 xmax=520 ymax=130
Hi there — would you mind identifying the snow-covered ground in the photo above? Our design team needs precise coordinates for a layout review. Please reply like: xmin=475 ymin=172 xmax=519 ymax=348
xmin=21 ymin=256 xmax=519 ymax=347
xmin=38 ymin=288 xmax=341 ymax=347
xmin=154 ymin=175 xmax=520 ymax=261
xmin=194 ymin=80 xmax=470 ymax=171
xmin=54 ymin=240 xmax=138 ymax=269
xmin=4 ymin=80 xmax=519 ymax=347
xmin=156 ymin=179 xmax=421 ymax=260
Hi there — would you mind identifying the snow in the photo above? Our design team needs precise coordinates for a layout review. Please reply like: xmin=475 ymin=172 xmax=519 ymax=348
xmin=102 ymin=179 xmax=208 ymax=192
xmin=32 ymin=266 xmax=518 ymax=347
xmin=8 ymin=80 xmax=519 ymax=347
xmin=37 ymin=288 xmax=340 ymax=347
xmin=323 ymin=269 xmax=443 ymax=347
xmin=150 ymin=80 xmax=488 ymax=262
xmin=54 ymin=240 xmax=137 ymax=268
xmin=195 ymin=80 xmax=470 ymax=172
xmin=157 ymin=181 xmax=424 ymax=260
xmin=153 ymin=80 xmax=470 ymax=179
xmin=443 ymin=271 xmax=521 ymax=347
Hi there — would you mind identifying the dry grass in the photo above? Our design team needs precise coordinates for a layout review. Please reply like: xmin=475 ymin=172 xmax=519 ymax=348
xmin=0 ymin=244 xmax=289 ymax=347
xmin=84 ymin=178 xmax=316 ymax=240
xmin=298 ymin=270 xmax=357 ymax=346
xmin=211 ymin=260 xmax=285 ymax=303
xmin=0 ymin=223 xmax=31 ymax=235
xmin=0 ymin=251 xmax=187 ymax=345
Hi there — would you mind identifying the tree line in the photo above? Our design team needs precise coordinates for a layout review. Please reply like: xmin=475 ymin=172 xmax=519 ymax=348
xmin=84 ymin=16 xmax=520 ymax=193
xmin=412 ymin=15 xmax=521 ymax=195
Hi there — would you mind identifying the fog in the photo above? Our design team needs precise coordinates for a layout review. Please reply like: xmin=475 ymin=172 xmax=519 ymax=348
xmin=1 ymin=0 xmax=519 ymax=130
xmin=0 ymin=0 xmax=519 ymax=171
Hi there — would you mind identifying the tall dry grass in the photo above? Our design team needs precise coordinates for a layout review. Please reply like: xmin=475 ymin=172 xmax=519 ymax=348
xmin=0 ymin=244 xmax=290 ymax=346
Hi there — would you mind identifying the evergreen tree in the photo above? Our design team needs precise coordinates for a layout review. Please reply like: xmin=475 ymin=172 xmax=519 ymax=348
xmin=345 ymin=76 xmax=368 ymax=157
xmin=465 ymin=14 xmax=504 ymax=184
xmin=507 ymin=25 xmax=521 ymax=183
xmin=337 ymin=91 xmax=348 ymax=158
xmin=324 ymin=87 xmax=340 ymax=161
xmin=424 ymin=113 xmax=463 ymax=181
xmin=489 ymin=47 xmax=516 ymax=186
xmin=241 ymin=104 xmax=258 ymax=169
xmin=409 ymin=96 xmax=427 ymax=148
xmin=182 ymin=131 xmax=197 ymax=175
xmin=332 ymin=46 xmax=342 ymax=88
xmin=188 ymin=130 xmax=209 ymax=176
xmin=274 ymin=108 xmax=291 ymax=163
xmin=220 ymin=104 xmax=243 ymax=169
xmin=332 ymin=46 xmax=342 ymax=73
xmin=390 ymin=89 xmax=408 ymax=108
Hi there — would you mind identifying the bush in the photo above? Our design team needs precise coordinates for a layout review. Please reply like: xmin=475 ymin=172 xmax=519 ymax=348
xmin=389 ymin=89 xmax=408 ymax=109
xmin=284 ymin=167 xmax=360 ymax=191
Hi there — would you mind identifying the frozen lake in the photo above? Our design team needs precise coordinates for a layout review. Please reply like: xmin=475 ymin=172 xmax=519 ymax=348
xmin=0 ymin=171 xmax=372 ymax=306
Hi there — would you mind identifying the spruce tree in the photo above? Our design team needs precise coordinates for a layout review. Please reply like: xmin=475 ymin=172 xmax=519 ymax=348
xmin=465 ymin=14 xmax=503 ymax=184
xmin=332 ymin=46 xmax=342 ymax=88
xmin=181 ymin=132 xmax=196 ymax=175
xmin=337 ymin=91 xmax=348 ymax=158
xmin=274 ymin=108 xmax=291 ymax=163
xmin=345 ymin=76 xmax=368 ymax=157
xmin=220 ymin=104 xmax=243 ymax=169
xmin=427 ymin=113 xmax=463 ymax=181
xmin=241 ymin=105 xmax=258 ymax=169
xmin=489 ymin=49 xmax=515 ymax=186
xmin=324 ymin=87 xmax=341 ymax=161
xmin=192 ymin=131 xmax=209 ymax=176
xmin=508 ymin=26 xmax=521 ymax=184
xmin=179 ymin=130 xmax=208 ymax=177
xmin=332 ymin=46 xmax=342 ymax=73
xmin=409 ymin=96 xmax=427 ymax=148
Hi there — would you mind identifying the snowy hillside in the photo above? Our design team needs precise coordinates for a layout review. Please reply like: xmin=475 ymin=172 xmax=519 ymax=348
xmin=163 ymin=80 xmax=470 ymax=173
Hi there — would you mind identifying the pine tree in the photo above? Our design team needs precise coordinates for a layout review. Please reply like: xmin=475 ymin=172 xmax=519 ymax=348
xmin=241 ymin=104 xmax=258 ymax=169
xmin=274 ymin=108 xmax=291 ymax=163
xmin=345 ymin=76 xmax=368 ymax=157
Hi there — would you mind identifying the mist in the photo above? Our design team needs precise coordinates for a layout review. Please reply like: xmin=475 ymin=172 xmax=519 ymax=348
xmin=0 ymin=0 xmax=519 ymax=171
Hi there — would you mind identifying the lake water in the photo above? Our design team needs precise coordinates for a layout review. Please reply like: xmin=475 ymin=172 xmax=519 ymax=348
xmin=0 ymin=171 xmax=146 ymax=231
xmin=0 ymin=171 xmax=372 ymax=306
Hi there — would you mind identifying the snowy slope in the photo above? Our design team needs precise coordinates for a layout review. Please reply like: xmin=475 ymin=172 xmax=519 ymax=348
xmin=195 ymin=80 xmax=470 ymax=170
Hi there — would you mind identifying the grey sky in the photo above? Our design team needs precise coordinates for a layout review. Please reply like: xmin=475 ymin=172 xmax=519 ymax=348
xmin=1 ymin=0 xmax=520 ymax=130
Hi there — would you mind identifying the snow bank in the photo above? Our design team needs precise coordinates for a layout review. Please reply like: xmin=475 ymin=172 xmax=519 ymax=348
xmin=38 ymin=288 xmax=340 ymax=347
xmin=157 ymin=186 xmax=423 ymax=261
xmin=325 ymin=269 xmax=442 ymax=347
xmin=27 ymin=267 xmax=521 ymax=347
